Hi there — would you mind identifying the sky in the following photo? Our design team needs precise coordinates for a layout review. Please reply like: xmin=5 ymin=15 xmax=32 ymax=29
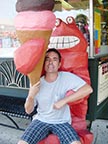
xmin=0 ymin=0 xmax=17 ymax=19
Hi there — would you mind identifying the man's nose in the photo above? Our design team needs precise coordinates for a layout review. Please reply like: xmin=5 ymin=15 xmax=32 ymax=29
xmin=49 ymin=59 xmax=53 ymax=64
xmin=49 ymin=60 xmax=53 ymax=63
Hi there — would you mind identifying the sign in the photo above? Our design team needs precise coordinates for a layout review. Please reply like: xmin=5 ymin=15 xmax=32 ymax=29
xmin=97 ymin=61 xmax=108 ymax=105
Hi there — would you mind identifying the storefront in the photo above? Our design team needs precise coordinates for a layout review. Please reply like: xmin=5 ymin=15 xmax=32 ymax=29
xmin=87 ymin=0 xmax=108 ymax=121
xmin=54 ymin=0 xmax=108 ymax=121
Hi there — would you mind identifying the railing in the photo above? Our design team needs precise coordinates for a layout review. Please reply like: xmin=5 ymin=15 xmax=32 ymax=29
xmin=0 ymin=58 xmax=35 ymax=130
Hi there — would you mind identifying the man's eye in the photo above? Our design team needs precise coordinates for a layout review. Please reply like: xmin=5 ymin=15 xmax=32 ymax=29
xmin=53 ymin=58 xmax=59 ymax=61
xmin=54 ymin=59 xmax=57 ymax=61
xmin=45 ymin=58 xmax=50 ymax=61
xmin=45 ymin=57 xmax=59 ymax=62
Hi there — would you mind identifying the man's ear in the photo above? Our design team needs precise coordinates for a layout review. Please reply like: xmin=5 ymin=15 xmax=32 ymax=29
xmin=59 ymin=62 xmax=61 ymax=68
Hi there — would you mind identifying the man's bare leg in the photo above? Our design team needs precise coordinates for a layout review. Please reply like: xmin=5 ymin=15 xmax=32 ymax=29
xmin=18 ymin=140 xmax=81 ymax=144
xmin=18 ymin=140 xmax=28 ymax=144
xmin=71 ymin=141 xmax=82 ymax=144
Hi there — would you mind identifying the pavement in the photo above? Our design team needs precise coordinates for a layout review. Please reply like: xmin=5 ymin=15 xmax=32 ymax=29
xmin=0 ymin=114 xmax=108 ymax=144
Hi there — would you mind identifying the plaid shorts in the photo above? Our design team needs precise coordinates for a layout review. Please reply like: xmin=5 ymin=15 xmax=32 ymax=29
xmin=21 ymin=119 xmax=80 ymax=144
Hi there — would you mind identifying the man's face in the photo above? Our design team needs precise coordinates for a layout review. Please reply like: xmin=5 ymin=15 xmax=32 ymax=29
xmin=44 ymin=51 xmax=61 ymax=73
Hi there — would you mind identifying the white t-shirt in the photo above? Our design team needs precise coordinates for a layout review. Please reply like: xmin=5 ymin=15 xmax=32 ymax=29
xmin=33 ymin=71 xmax=86 ymax=124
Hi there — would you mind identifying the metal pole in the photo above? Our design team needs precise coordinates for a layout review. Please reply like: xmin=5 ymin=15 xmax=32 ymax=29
xmin=89 ymin=0 xmax=94 ymax=58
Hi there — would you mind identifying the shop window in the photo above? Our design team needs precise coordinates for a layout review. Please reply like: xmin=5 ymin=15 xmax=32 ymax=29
xmin=94 ymin=0 xmax=108 ymax=54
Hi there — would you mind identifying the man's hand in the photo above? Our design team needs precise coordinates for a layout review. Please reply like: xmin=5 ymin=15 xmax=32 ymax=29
xmin=28 ymin=81 xmax=40 ymax=98
xmin=25 ymin=81 xmax=40 ymax=114
xmin=53 ymin=98 xmax=67 ymax=109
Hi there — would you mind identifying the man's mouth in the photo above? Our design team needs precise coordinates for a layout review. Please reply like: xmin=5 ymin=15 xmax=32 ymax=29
xmin=48 ymin=64 xmax=54 ymax=69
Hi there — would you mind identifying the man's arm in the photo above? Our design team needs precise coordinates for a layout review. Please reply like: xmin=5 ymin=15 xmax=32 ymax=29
xmin=53 ymin=83 xmax=93 ymax=109
xmin=24 ymin=81 xmax=40 ymax=114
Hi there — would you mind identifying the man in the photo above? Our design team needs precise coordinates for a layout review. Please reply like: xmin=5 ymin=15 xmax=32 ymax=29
xmin=18 ymin=48 xmax=93 ymax=144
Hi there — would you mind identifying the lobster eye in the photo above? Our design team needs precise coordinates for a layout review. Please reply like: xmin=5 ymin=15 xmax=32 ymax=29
xmin=66 ymin=16 xmax=73 ymax=24
xmin=55 ymin=18 xmax=61 ymax=27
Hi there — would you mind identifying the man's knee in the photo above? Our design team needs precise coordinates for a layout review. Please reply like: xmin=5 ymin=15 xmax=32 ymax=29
xmin=71 ymin=141 xmax=82 ymax=144
xmin=17 ymin=140 xmax=28 ymax=144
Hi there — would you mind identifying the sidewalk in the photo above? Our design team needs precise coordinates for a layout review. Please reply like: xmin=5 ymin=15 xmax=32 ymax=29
xmin=0 ymin=114 xmax=108 ymax=144
xmin=91 ymin=119 xmax=108 ymax=144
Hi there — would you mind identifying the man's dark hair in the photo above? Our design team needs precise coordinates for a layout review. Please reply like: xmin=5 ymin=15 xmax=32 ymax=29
xmin=46 ymin=48 xmax=61 ymax=62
